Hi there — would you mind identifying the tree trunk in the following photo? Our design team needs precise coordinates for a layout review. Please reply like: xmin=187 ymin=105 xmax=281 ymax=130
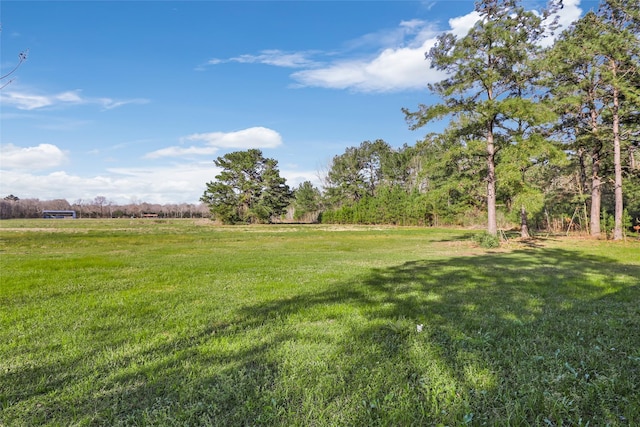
xmin=487 ymin=126 xmax=498 ymax=236
xmin=590 ymin=150 xmax=602 ymax=238
xmin=520 ymin=205 xmax=530 ymax=238
xmin=589 ymin=106 xmax=602 ymax=238
xmin=612 ymin=77 xmax=623 ymax=240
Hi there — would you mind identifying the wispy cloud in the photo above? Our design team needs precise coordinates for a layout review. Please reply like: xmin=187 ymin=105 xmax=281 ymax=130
xmin=98 ymin=98 xmax=149 ymax=110
xmin=0 ymin=89 xmax=149 ymax=111
xmin=144 ymin=145 xmax=220 ymax=159
xmin=0 ymin=143 xmax=68 ymax=170
xmin=204 ymin=18 xmax=454 ymax=93
xmin=145 ymin=126 xmax=283 ymax=159
xmin=421 ymin=2 xmax=437 ymax=12
xmin=342 ymin=18 xmax=436 ymax=52
xmin=207 ymin=49 xmax=319 ymax=68
xmin=290 ymin=18 xmax=448 ymax=92
xmin=203 ymin=2 xmax=585 ymax=94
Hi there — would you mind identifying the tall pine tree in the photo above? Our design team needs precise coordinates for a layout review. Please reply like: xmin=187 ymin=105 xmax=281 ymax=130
xmin=545 ymin=0 xmax=639 ymax=238
xmin=404 ymin=0 xmax=554 ymax=236
xmin=596 ymin=0 xmax=640 ymax=239
xmin=544 ymin=12 xmax=609 ymax=237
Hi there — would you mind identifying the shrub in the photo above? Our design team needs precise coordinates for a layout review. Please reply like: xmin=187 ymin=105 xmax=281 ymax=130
xmin=473 ymin=232 xmax=500 ymax=248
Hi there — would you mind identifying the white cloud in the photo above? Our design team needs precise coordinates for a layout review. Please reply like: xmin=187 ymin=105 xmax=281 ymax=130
xmin=0 ymin=162 xmax=321 ymax=205
xmin=98 ymin=98 xmax=150 ymax=110
xmin=146 ymin=126 xmax=283 ymax=159
xmin=0 ymin=143 xmax=68 ymax=170
xmin=288 ymin=18 xmax=448 ymax=92
xmin=202 ymin=2 xmax=585 ymax=94
xmin=446 ymin=1 xmax=583 ymax=44
xmin=552 ymin=0 xmax=583 ymax=28
xmin=186 ymin=127 xmax=283 ymax=148
xmin=291 ymin=38 xmax=446 ymax=92
xmin=1 ymin=92 xmax=53 ymax=110
xmin=204 ymin=19 xmax=446 ymax=93
xmin=540 ymin=0 xmax=583 ymax=47
xmin=208 ymin=49 xmax=318 ymax=68
xmin=55 ymin=91 xmax=84 ymax=103
xmin=0 ymin=88 xmax=149 ymax=111
xmin=206 ymin=17 xmax=452 ymax=93
xmin=144 ymin=145 xmax=220 ymax=159
xmin=343 ymin=19 xmax=434 ymax=51
xmin=445 ymin=2 xmax=583 ymax=48
xmin=0 ymin=163 xmax=214 ymax=204
xmin=279 ymin=168 xmax=323 ymax=190
xmin=422 ymin=2 xmax=437 ymax=11
xmin=448 ymin=11 xmax=481 ymax=38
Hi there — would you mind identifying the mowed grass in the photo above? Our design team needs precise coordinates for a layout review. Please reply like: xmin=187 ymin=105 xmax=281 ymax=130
xmin=1 ymin=220 xmax=639 ymax=426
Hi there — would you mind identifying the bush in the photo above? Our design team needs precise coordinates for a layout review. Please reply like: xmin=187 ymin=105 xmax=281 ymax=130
xmin=473 ymin=232 xmax=500 ymax=248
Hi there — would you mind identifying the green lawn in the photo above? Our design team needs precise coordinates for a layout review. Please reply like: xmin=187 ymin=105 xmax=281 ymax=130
xmin=1 ymin=219 xmax=639 ymax=426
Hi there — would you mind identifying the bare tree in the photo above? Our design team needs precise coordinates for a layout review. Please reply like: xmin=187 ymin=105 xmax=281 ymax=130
xmin=0 ymin=25 xmax=28 ymax=90
xmin=94 ymin=196 xmax=108 ymax=218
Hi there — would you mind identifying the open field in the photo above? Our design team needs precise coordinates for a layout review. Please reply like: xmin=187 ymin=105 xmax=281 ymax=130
xmin=1 ymin=219 xmax=639 ymax=426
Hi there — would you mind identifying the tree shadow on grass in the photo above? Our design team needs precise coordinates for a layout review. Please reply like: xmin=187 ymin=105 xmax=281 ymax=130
xmin=3 ymin=247 xmax=639 ymax=426
xmin=230 ymin=247 xmax=640 ymax=425
xmin=351 ymin=248 xmax=640 ymax=425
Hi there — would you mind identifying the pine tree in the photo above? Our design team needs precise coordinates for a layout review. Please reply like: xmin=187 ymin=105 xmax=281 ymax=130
xmin=544 ymin=12 xmax=609 ymax=237
xmin=545 ymin=0 xmax=640 ymax=239
xmin=596 ymin=0 xmax=640 ymax=239
xmin=404 ymin=0 xmax=553 ymax=236
xmin=201 ymin=149 xmax=292 ymax=224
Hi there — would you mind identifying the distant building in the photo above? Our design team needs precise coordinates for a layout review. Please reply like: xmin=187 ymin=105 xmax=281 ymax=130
xmin=43 ymin=210 xmax=77 ymax=219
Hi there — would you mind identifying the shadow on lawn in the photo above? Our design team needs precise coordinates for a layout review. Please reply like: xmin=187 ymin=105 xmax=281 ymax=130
xmin=4 ymin=247 xmax=639 ymax=426
xmin=224 ymin=247 xmax=639 ymax=425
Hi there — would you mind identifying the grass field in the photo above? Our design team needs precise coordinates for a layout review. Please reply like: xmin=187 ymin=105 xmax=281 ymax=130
xmin=1 ymin=219 xmax=639 ymax=426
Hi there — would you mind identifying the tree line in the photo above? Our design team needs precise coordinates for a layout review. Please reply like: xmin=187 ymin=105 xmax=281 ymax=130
xmin=0 ymin=195 xmax=209 ymax=219
xmin=4 ymin=0 xmax=638 ymax=238
xmin=201 ymin=0 xmax=639 ymax=239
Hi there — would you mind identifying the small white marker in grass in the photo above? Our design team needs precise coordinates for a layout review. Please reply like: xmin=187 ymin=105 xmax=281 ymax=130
xmin=416 ymin=324 xmax=424 ymax=332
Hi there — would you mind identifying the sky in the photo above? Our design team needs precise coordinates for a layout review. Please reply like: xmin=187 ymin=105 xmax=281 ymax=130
xmin=1 ymin=0 xmax=592 ymax=205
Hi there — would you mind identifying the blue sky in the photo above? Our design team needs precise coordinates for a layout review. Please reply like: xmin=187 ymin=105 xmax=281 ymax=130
xmin=1 ymin=0 xmax=589 ymax=204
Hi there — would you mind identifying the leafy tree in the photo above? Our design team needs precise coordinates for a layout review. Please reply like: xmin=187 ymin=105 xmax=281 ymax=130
xmin=412 ymin=129 xmax=486 ymax=226
xmin=293 ymin=181 xmax=322 ymax=221
xmin=404 ymin=0 xmax=556 ymax=235
xmin=323 ymin=139 xmax=392 ymax=207
xmin=498 ymin=137 xmax=566 ymax=237
xmin=201 ymin=149 xmax=292 ymax=224
xmin=379 ymin=144 xmax=414 ymax=189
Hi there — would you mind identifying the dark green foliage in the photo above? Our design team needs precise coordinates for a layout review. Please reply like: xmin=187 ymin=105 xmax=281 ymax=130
xmin=473 ymin=231 xmax=501 ymax=248
xmin=543 ymin=0 xmax=640 ymax=239
xmin=194 ymin=1 xmax=639 ymax=234
xmin=403 ymin=0 xmax=553 ymax=236
xmin=625 ymin=171 xmax=640 ymax=228
xmin=201 ymin=149 xmax=292 ymax=224
xmin=321 ymin=188 xmax=432 ymax=226
xmin=323 ymin=139 xmax=393 ymax=206
xmin=293 ymin=181 xmax=322 ymax=221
